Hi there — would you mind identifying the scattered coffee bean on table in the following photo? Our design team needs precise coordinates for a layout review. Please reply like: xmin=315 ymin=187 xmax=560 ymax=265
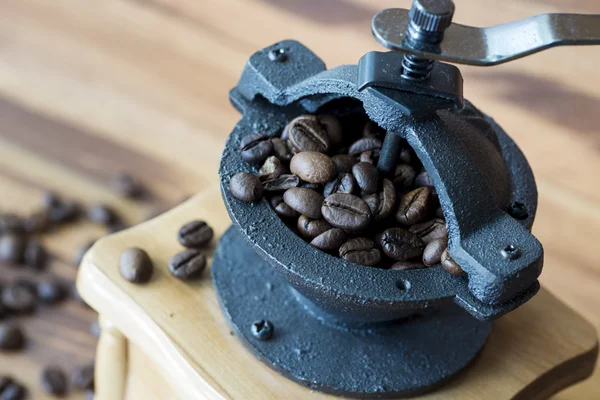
xmin=41 ymin=366 xmax=68 ymax=397
xmin=37 ymin=279 xmax=66 ymax=305
xmin=1 ymin=283 xmax=37 ymax=314
xmin=168 ymin=249 xmax=206 ymax=281
xmin=73 ymin=364 xmax=94 ymax=391
xmin=118 ymin=247 xmax=153 ymax=284
xmin=87 ymin=204 xmax=118 ymax=225
xmin=24 ymin=239 xmax=48 ymax=270
xmin=1 ymin=380 xmax=26 ymax=400
xmin=177 ymin=220 xmax=213 ymax=249
xmin=0 ymin=324 xmax=25 ymax=351
xmin=0 ymin=376 xmax=11 ymax=393
xmin=0 ymin=235 xmax=26 ymax=265
xmin=112 ymin=173 xmax=145 ymax=199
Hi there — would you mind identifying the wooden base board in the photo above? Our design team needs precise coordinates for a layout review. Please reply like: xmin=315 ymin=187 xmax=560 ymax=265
xmin=77 ymin=186 xmax=598 ymax=399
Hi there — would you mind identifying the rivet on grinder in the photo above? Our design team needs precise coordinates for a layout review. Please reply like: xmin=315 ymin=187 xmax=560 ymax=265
xmin=501 ymin=244 xmax=521 ymax=260
xmin=507 ymin=201 xmax=528 ymax=220
xmin=251 ymin=320 xmax=274 ymax=341
xmin=268 ymin=48 xmax=287 ymax=62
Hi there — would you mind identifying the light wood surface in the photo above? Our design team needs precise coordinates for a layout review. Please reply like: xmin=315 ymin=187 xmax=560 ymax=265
xmin=0 ymin=0 xmax=598 ymax=398
xmin=77 ymin=187 xmax=598 ymax=399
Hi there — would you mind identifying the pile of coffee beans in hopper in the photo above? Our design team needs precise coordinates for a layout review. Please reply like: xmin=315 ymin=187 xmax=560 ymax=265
xmin=229 ymin=111 xmax=463 ymax=275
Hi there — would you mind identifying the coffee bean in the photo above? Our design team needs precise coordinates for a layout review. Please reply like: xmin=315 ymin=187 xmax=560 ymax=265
xmin=352 ymin=162 xmax=379 ymax=195
xmin=271 ymin=138 xmax=291 ymax=161
xmin=0 ymin=235 xmax=25 ymax=264
xmin=310 ymin=228 xmax=347 ymax=251
xmin=42 ymin=192 xmax=61 ymax=209
xmin=177 ymin=220 xmax=213 ymax=248
xmin=258 ymin=156 xmax=285 ymax=182
xmin=423 ymin=237 xmax=448 ymax=266
xmin=409 ymin=218 xmax=448 ymax=244
xmin=363 ymin=179 xmax=396 ymax=222
xmin=323 ymin=173 xmax=357 ymax=197
xmin=290 ymin=152 xmax=336 ymax=184
xmin=395 ymin=187 xmax=432 ymax=226
xmin=322 ymin=193 xmax=371 ymax=231
xmin=118 ymin=247 xmax=153 ymax=283
xmin=37 ymin=280 xmax=66 ymax=305
xmin=41 ymin=366 xmax=68 ymax=397
xmin=240 ymin=133 xmax=273 ymax=163
xmin=87 ymin=204 xmax=118 ymax=225
xmin=297 ymin=216 xmax=331 ymax=239
xmin=1 ymin=382 xmax=25 ymax=400
xmin=49 ymin=201 xmax=81 ymax=224
xmin=331 ymin=154 xmax=357 ymax=174
xmin=380 ymin=228 xmax=424 ymax=261
xmin=73 ymin=364 xmax=94 ymax=391
xmin=229 ymin=172 xmax=264 ymax=202
xmin=0 ymin=324 xmax=25 ymax=351
xmin=112 ymin=173 xmax=145 ymax=199
xmin=263 ymin=174 xmax=300 ymax=192
xmin=390 ymin=261 xmax=427 ymax=270
xmin=339 ymin=238 xmax=381 ymax=266
xmin=0 ymin=215 xmax=23 ymax=235
xmin=1 ymin=283 xmax=36 ymax=314
xmin=269 ymin=196 xmax=299 ymax=218
xmin=441 ymin=248 xmax=464 ymax=276
xmin=359 ymin=150 xmax=378 ymax=164
xmin=284 ymin=115 xmax=330 ymax=153
xmin=24 ymin=239 xmax=48 ymax=270
xmin=0 ymin=376 xmax=11 ymax=393
xmin=23 ymin=210 xmax=50 ymax=234
xmin=399 ymin=148 xmax=413 ymax=164
xmin=169 ymin=249 xmax=206 ymax=281
xmin=348 ymin=138 xmax=382 ymax=156
xmin=415 ymin=170 xmax=434 ymax=187
xmin=73 ymin=240 xmax=95 ymax=267
xmin=362 ymin=121 xmax=384 ymax=138
xmin=392 ymin=164 xmax=416 ymax=189
xmin=299 ymin=181 xmax=322 ymax=191
xmin=318 ymin=115 xmax=343 ymax=146
xmin=283 ymin=188 xmax=324 ymax=219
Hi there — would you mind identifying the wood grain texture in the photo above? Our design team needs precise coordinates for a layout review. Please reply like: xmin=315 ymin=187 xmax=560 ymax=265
xmin=0 ymin=0 xmax=596 ymax=398
xmin=77 ymin=187 xmax=598 ymax=399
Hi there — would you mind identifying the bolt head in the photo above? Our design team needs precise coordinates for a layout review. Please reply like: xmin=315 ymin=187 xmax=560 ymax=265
xmin=507 ymin=201 xmax=528 ymax=220
xmin=251 ymin=319 xmax=274 ymax=341
xmin=501 ymin=244 xmax=521 ymax=260
xmin=268 ymin=48 xmax=287 ymax=62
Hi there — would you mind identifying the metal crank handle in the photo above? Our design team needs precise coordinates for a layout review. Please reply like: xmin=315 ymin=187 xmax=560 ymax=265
xmin=373 ymin=9 xmax=600 ymax=66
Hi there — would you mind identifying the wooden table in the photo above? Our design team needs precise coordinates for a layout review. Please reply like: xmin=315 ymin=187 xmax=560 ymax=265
xmin=0 ymin=0 xmax=599 ymax=398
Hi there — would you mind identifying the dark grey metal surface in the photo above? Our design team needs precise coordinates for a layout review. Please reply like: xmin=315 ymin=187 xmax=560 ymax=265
xmin=213 ymin=227 xmax=492 ymax=398
xmin=373 ymin=9 xmax=600 ymax=66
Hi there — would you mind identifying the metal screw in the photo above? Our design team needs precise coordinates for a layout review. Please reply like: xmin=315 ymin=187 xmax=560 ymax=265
xmin=507 ymin=201 xmax=528 ymax=220
xmin=251 ymin=319 xmax=274 ymax=341
xmin=268 ymin=48 xmax=287 ymax=62
xmin=501 ymin=244 xmax=521 ymax=260
xmin=401 ymin=0 xmax=455 ymax=81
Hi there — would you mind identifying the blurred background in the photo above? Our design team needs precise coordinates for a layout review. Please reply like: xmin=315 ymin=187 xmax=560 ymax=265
xmin=0 ymin=0 xmax=598 ymax=398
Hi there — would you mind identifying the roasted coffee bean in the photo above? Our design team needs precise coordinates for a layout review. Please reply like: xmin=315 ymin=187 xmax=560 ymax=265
xmin=283 ymin=188 xmax=324 ymax=219
xmin=423 ymin=237 xmax=448 ymax=266
xmin=318 ymin=115 xmax=343 ymax=146
xmin=392 ymin=164 xmax=416 ymax=189
xmin=0 ymin=324 xmax=25 ymax=351
xmin=23 ymin=210 xmax=50 ymax=234
xmin=409 ymin=218 xmax=448 ymax=244
xmin=0 ymin=376 xmax=11 ymax=393
xmin=359 ymin=150 xmax=379 ymax=164
xmin=1 ymin=382 xmax=25 ymax=400
xmin=49 ymin=201 xmax=81 ymax=224
xmin=271 ymin=138 xmax=291 ymax=161
xmin=322 ymin=193 xmax=371 ymax=231
xmin=299 ymin=181 xmax=322 ymax=191
xmin=230 ymin=172 xmax=264 ymax=202
xmin=263 ymin=174 xmax=300 ymax=192
xmin=380 ymin=228 xmax=424 ymax=261
xmin=362 ymin=121 xmax=384 ymax=138
xmin=363 ymin=179 xmax=396 ymax=221
xmin=240 ymin=133 xmax=273 ymax=163
xmin=396 ymin=187 xmax=432 ymax=226
xmin=331 ymin=154 xmax=358 ymax=174
xmin=269 ymin=196 xmax=299 ymax=218
xmin=87 ymin=204 xmax=118 ymax=225
xmin=290 ymin=152 xmax=336 ymax=184
xmin=441 ymin=249 xmax=464 ymax=276
xmin=168 ymin=249 xmax=206 ymax=281
xmin=310 ymin=228 xmax=347 ymax=252
xmin=37 ymin=280 xmax=66 ymax=305
xmin=24 ymin=239 xmax=48 ymax=270
xmin=112 ymin=173 xmax=145 ymax=199
xmin=390 ymin=261 xmax=427 ymax=270
xmin=323 ymin=173 xmax=357 ymax=197
xmin=0 ymin=215 xmax=23 ymax=235
xmin=1 ymin=283 xmax=36 ymax=314
xmin=352 ymin=162 xmax=379 ymax=195
xmin=297 ymin=216 xmax=332 ymax=239
xmin=41 ymin=366 xmax=68 ymax=397
xmin=399 ymin=148 xmax=413 ymax=165
xmin=415 ymin=170 xmax=434 ymax=187
xmin=177 ymin=220 xmax=213 ymax=248
xmin=118 ymin=247 xmax=153 ymax=283
xmin=339 ymin=238 xmax=381 ymax=266
xmin=258 ymin=156 xmax=285 ymax=182
xmin=42 ymin=192 xmax=61 ymax=209
xmin=73 ymin=364 xmax=94 ymax=391
xmin=284 ymin=115 xmax=330 ymax=153
xmin=348 ymin=138 xmax=382 ymax=156
xmin=0 ymin=235 xmax=25 ymax=264
xmin=73 ymin=240 xmax=95 ymax=267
